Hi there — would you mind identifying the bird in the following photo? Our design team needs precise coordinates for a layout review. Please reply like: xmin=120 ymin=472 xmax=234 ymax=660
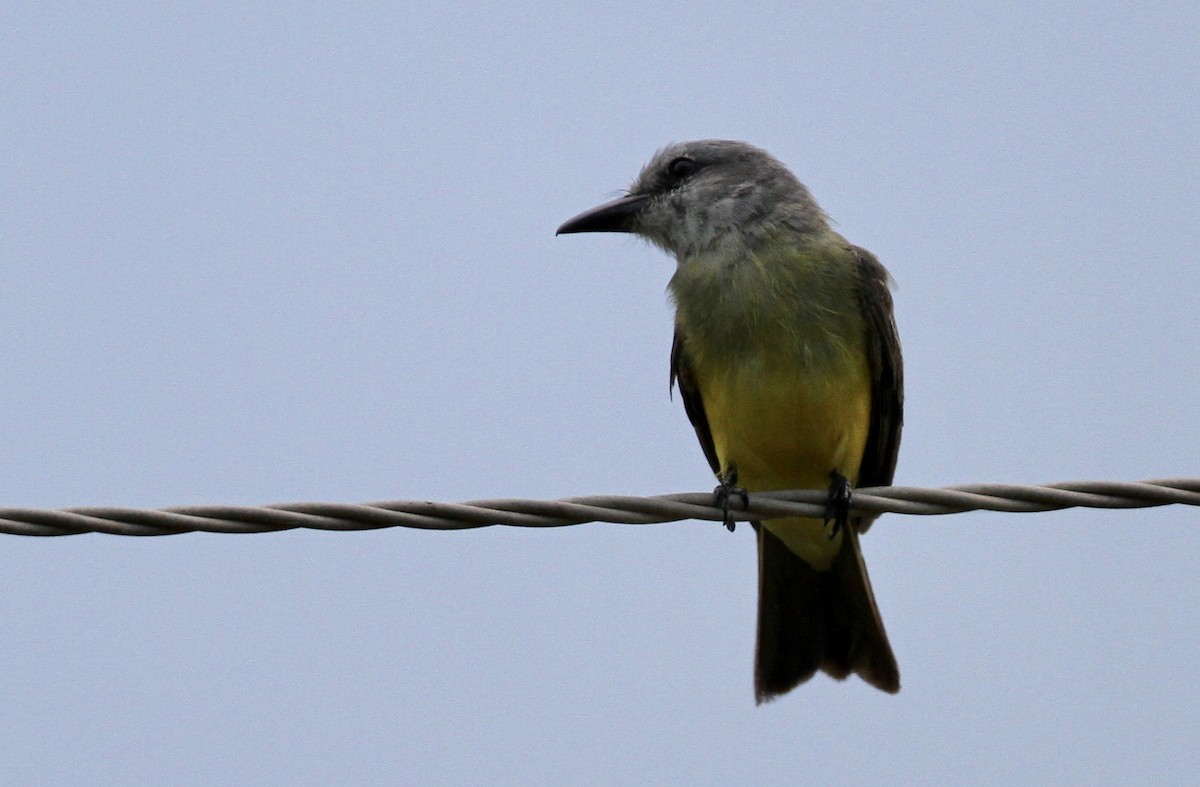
xmin=557 ymin=140 xmax=903 ymax=701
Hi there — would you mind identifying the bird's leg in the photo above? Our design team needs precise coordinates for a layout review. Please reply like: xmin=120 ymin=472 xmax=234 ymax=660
xmin=825 ymin=470 xmax=853 ymax=539
xmin=713 ymin=465 xmax=748 ymax=533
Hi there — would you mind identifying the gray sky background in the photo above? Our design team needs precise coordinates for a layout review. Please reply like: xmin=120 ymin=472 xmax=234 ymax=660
xmin=3 ymin=2 xmax=1198 ymax=784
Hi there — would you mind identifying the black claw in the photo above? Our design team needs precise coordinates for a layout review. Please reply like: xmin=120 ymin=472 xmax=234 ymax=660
xmin=824 ymin=470 xmax=852 ymax=539
xmin=713 ymin=482 xmax=748 ymax=533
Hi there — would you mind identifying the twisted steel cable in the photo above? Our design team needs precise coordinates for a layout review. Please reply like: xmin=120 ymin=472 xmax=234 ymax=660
xmin=1 ymin=478 xmax=1197 ymax=537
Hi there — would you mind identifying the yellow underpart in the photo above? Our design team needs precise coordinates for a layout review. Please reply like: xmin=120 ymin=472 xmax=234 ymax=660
xmin=698 ymin=347 xmax=871 ymax=571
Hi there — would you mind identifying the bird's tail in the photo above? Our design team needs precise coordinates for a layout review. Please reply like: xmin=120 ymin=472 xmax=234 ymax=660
xmin=753 ymin=521 xmax=899 ymax=702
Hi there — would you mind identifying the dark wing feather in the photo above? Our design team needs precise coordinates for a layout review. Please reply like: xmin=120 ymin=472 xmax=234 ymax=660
xmin=670 ymin=327 xmax=720 ymax=476
xmin=852 ymin=246 xmax=904 ymax=530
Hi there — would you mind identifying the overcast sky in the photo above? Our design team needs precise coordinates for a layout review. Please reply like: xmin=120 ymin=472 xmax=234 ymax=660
xmin=2 ymin=2 xmax=1198 ymax=784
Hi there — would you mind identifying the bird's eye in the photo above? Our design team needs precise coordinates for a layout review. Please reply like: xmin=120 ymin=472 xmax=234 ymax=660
xmin=667 ymin=156 xmax=698 ymax=182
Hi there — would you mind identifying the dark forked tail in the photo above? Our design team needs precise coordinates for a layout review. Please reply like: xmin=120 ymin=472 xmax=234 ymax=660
xmin=753 ymin=522 xmax=899 ymax=702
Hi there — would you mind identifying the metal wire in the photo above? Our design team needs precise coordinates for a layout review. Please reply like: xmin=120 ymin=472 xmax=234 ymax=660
xmin=1 ymin=478 xmax=1197 ymax=537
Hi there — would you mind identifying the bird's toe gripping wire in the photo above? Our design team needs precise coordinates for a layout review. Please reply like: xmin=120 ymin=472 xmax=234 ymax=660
xmin=825 ymin=470 xmax=853 ymax=539
xmin=713 ymin=468 xmax=748 ymax=532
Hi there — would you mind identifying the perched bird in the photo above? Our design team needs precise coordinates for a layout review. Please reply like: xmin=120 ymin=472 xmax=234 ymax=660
xmin=557 ymin=140 xmax=903 ymax=701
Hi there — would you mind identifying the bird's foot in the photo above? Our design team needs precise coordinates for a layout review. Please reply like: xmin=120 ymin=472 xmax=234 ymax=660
xmin=713 ymin=478 xmax=748 ymax=533
xmin=825 ymin=471 xmax=852 ymax=539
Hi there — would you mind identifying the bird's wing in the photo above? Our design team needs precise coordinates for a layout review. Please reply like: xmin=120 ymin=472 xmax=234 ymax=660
xmin=670 ymin=328 xmax=721 ymax=476
xmin=852 ymin=246 xmax=904 ymax=530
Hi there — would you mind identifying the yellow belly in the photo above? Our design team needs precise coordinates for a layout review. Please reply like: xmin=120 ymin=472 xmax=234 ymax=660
xmin=700 ymin=353 xmax=872 ymax=570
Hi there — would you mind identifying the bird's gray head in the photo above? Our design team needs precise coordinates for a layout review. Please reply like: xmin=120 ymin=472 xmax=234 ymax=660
xmin=557 ymin=140 xmax=828 ymax=258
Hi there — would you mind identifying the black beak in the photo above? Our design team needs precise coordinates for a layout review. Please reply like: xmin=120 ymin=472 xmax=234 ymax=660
xmin=556 ymin=193 xmax=652 ymax=235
